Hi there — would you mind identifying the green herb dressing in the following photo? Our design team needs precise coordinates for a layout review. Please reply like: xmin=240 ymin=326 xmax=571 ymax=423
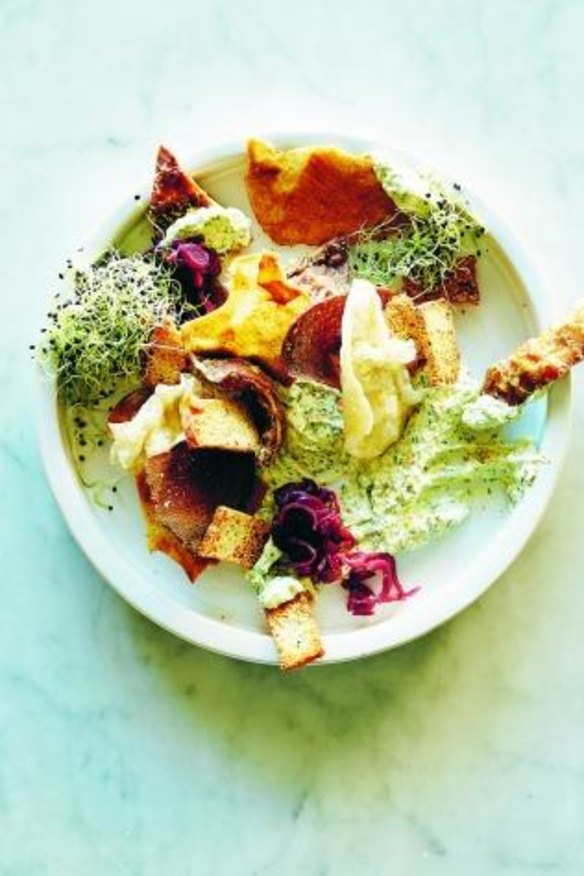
xmin=261 ymin=379 xmax=542 ymax=556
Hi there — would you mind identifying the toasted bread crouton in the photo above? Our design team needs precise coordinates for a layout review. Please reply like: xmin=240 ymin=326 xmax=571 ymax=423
xmin=418 ymin=299 xmax=460 ymax=384
xmin=198 ymin=506 xmax=269 ymax=569
xmin=483 ymin=302 xmax=584 ymax=404
xmin=182 ymin=397 xmax=260 ymax=454
xmin=385 ymin=293 xmax=428 ymax=370
xmin=144 ymin=321 xmax=188 ymax=387
xmin=266 ymin=592 xmax=324 ymax=671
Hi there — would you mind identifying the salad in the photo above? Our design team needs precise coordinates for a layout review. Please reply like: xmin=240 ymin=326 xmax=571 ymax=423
xmin=36 ymin=139 xmax=584 ymax=670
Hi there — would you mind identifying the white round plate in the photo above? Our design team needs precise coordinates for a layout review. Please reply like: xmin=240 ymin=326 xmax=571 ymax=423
xmin=37 ymin=133 xmax=571 ymax=665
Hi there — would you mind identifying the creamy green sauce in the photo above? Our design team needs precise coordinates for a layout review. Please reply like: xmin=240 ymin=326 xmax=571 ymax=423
xmin=161 ymin=205 xmax=252 ymax=254
xmin=373 ymin=155 xmax=435 ymax=219
xmin=372 ymin=154 xmax=479 ymax=230
xmin=264 ymin=379 xmax=347 ymax=487
xmin=262 ymin=378 xmax=542 ymax=555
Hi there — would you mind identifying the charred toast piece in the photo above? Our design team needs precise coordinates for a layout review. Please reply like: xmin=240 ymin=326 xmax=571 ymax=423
xmin=149 ymin=145 xmax=214 ymax=234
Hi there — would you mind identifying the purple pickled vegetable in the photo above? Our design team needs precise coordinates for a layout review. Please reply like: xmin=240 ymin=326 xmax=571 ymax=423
xmin=343 ymin=551 xmax=419 ymax=616
xmin=164 ymin=239 xmax=225 ymax=314
xmin=268 ymin=479 xmax=419 ymax=616
xmin=271 ymin=479 xmax=355 ymax=583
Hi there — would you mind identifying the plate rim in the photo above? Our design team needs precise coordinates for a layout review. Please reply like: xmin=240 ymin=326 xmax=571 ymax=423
xmin=36 ymin=130 xmax=573 ymax=666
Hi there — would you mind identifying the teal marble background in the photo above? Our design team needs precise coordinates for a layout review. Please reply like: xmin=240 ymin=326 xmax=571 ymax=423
xmin=2 ymin=0 xmax=584 ymax=872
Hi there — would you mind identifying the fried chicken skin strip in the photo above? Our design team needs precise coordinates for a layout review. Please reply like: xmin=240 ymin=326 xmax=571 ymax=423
xmin=483 ymin=303 xmax=584 ymax=404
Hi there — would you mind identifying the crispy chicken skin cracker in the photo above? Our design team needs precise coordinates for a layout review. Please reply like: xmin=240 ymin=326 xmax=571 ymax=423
xmin=136 ymin=471 xmax=210 ymax=582
xmin=108 ymin=387 xmax=153 ymax=424
xmin=265 ymin=592 xmax=324 ymax=671
xmin=282 ymin=295 xmax=346 ymax=387
xmin=245 ymin=138 xmax=397 ymax=246
xmin=483 ymin=303 xmax=584 ymax=404
xmin=181 ymin=252 xmax=310 ymax=377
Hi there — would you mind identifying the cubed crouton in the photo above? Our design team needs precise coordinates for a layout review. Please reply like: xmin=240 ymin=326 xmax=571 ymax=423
xmin=198 ymin=506 xmax=269 ymax=569
xmin=183 ymin=397 xmax=261 ymax=454
xmin=418 ymin=299 xmax=461 ymax=384
xmin=385 ymin=293 xmax=428 ymax=370
xmin=266 ymin=592 xmax=324 ymax=671
xmin=145 ymin=321 xmax=188 ymax=387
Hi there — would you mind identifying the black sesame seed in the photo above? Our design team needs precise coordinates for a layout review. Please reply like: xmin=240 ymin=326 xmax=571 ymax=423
xmin=112 ymin=486 xmax=117 ymax=493
xmin=79 ymin=454 xmax=85 ymax=461
xmin=108 ymin=505 xmax=113 ymax=512
xmin=134 ymin=194 xmax=141 ymax=201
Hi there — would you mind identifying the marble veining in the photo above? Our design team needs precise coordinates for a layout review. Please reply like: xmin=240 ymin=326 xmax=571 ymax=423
xmin=1 ymin=0 xmax=584 ymax=873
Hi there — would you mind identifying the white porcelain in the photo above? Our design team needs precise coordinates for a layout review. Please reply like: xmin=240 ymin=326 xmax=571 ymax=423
xmin=36 ymin=132 xmax=572 ymax=665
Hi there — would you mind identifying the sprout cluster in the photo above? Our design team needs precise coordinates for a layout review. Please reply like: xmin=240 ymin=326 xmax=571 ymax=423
xmin=37 ymin=253 xmax=182 ymax=405
xmin=348 ymin=194 xmax=485 ymax=294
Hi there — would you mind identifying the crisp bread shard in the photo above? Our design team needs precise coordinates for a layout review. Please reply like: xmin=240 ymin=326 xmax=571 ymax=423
xmin=265 ymin=592 xmax=324 ymax=671
xmin=483 ymin=302 xmax=584 ymax=404
xmin=418 ymin=298 xmax=461 ymax=385
xmin=144 ymin=445 xmax=257 ymax=554
xmin=198 ymin=506 xmax=269 ymax=569
xmin=149 ymin=145 xmax=214 ymax=235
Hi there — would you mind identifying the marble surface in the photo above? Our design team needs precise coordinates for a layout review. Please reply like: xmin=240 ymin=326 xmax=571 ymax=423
xmin=2 ymin=0 xmax=584 ymax=872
